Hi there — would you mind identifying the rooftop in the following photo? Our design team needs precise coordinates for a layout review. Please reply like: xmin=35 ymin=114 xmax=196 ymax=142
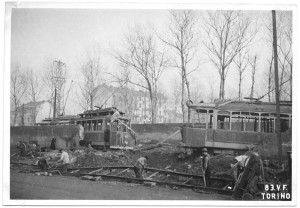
xmin=189 ymin=100 xmax=292 ymax=114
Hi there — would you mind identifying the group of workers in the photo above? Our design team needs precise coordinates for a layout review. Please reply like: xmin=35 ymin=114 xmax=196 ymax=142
xmin=132 ymin=147 xmax=258 ymax=189
xmin=37 ymin=149 xmax=70 ymax=173
xmin=132 ymin=148 xmax=213 ymax=186
xmin=33 ymin=136 xmax=256 ymax=188
xmin=36 ymin=137 xmax=70 ymax=174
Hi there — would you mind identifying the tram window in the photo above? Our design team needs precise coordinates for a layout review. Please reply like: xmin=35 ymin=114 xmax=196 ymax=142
xmin=93 ymin=120 xmax=97 ymax=131
xmin=88 ymin=121 xmax=92 ymax=131
xmin=97 ymin=120 xmax=103 ymax=131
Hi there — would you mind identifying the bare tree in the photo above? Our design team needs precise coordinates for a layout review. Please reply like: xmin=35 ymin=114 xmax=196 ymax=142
xmin=10 ymin=64 xmax=28 ymax=126
xmin=25 ymin=69 xmax=43 ymax=124
xmin=78 ymin=47 xmax=103 ymax=111
xmin=248 ymin=54 xmax=258 ymax=98
xmin=263 ymin=11 xmax=292 ymax=101
xmin=115 ymin=25 xmax=168 ymax=124
xmin=264 ymin=54 xmax=274 ymax=102
xmin=203 ymin=11 xmax=257 ymax=100
xmin=113 ymin=68 xmax=137 ymax=119
xmin=278 ymin=13 xmax=292 ymax=101
xmin=158 ymin=10 xmax=199 ymax=123
xmin=233 ymin=49 xmax=249 ymax=100
xmin=169 ymin=76 xmax=182 ymax=122
xmin=206 ymin=75 xmax=217 ymax=103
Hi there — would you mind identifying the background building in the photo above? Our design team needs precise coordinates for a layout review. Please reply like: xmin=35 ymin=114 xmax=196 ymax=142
xmin=10 ymin=101 xmax=52 ymax=126
xmin=99 ymin=85 xmax=169 ymax=124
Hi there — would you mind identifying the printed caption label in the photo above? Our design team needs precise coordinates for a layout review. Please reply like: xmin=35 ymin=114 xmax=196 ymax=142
xmin=261 ymin=184 xmax=291 ymax=200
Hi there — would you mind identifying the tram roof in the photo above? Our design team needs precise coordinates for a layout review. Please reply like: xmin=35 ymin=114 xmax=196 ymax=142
xmin=189 ymin=100 xmax=292 ymax=114
xmin=78 ymin=107 xmax=125 ymax=117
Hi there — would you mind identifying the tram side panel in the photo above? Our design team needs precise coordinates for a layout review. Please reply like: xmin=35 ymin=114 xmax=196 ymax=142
xmin=84 ymin=131 xmax=107 ymax=146
xmin=181 ymin=127 xmax=291 ymax=158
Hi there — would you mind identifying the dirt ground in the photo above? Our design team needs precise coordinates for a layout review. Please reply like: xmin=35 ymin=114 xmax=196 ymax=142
xmin=10 ymin=172 xmax=231 ymax=200
xmin=10 ymin=140 xmax=290 ymax=201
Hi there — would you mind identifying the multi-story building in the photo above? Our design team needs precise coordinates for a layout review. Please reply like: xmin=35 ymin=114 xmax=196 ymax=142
xmin=99 ymin=85 xmax=168 ymax=124
xmin=10 ymin=101 xmax=52 ymax=126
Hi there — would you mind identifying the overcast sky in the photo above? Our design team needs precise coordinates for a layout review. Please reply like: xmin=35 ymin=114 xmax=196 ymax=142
xmin=10 ymin=8 xmax=290 ymax=115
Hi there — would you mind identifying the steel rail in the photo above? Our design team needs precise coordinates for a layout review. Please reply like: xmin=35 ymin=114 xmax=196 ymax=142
xmin=69 ymin=166 xmax=234 ymax=182
xmin=11 ymin=163 xmax=234 ymax=183
xmin=78 ymin=173 xmax=233 ymax=196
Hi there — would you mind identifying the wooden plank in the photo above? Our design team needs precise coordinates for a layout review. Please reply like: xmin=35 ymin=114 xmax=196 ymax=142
xmin=145 ymin=171 xmax=159 ymax=179
xmin=114 ymin=168 xmax=130 ymax=176
xmin=182 ymin=177 xmax=193 ymax=184
xmin=70 ymin=169 xmax=80 ymax=174
xmin=88 ymin=168 xmax=103 ymax=174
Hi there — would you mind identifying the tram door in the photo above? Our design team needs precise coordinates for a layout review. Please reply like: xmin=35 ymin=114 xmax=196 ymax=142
xmin=104 ymin=119 xmax=110 ymax=147
xmin=109 ymin=120 xmax=118 ymax=146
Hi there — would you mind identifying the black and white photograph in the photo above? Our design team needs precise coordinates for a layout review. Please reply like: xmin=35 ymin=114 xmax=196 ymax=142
xmin=2 ymin=1 xmax=298 ymax=206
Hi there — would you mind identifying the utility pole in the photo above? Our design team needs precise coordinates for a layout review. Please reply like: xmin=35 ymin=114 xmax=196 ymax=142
xmin=52 ymin=60 xmax=66 ymax=119
xmin=272 ymin=10 xmax=282 ymax=164
xmin=53 ymin=88 xmax=57 ymax=119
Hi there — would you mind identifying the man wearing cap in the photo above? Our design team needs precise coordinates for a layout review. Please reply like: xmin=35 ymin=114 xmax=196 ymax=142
xmin=134 ymin=156 xmax=149 ymax=180
xmin=56 ymin=149 xmax=70 ymax=174
xmin=202 ymin=148 xmax=211 ymax=187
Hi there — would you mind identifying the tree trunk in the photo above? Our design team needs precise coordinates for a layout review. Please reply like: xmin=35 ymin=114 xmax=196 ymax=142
xmin=250 ymin=56 xmax=257 ymax=99
xmin=268 ymin=58 xmax=273 ymax=102
xmin=90 ymin=94 xmax=93 ymax=110
xmin=33 ymin=99 xmax=37 ymax=125
xmin=21 ymin=103 xmax=25 ymax=126
xmin=181 ymin=51 xmax=185 ymax=123
xmin=13 ymin=104 xmax=18 ymax=126
xmin=250 ymin=77 xmax=254 ymax=99
xmin=290 ymin=63 xmax=292 ymax=101
xmin=185 ymin=77 xmax=191 ymax=123
xmin=238 ymin=71 xmax=242 ymax=100
xmin=150 ymin=93 xmax=155 ymax=124
xmin=219 ymin=67 xmax=225 ymax=100
xmin=181 ymin=76 xmax=185 ymax=123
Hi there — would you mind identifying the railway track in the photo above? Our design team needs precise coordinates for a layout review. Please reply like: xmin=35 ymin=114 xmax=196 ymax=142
xmin=11 ymin=162 xmax=234 ymax=196
xmin=70 ymin=166 xmax=234 ymax=195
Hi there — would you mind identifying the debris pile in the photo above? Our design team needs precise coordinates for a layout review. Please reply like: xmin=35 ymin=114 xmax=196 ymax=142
xmin=209 ymin=154 xmax=235 ymax=176
xmin=73 ymin=151 xmax=129 ymax=167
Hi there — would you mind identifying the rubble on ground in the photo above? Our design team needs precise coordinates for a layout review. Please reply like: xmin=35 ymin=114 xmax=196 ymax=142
xmin=10 ymin=142 xmax=289 ymax=189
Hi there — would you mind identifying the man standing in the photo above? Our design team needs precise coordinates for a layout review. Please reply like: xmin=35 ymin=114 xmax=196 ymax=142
xmin=56 ymin=149 xmax=70 ymax=174
xmin=134 ymin=156 xmax=149 ymax=179
xmin=202 ymin=148 xmax=211 ymax=187
xmin=230 ymin=154 xmax=249 ymax=182
xmin=50 ymin=138 xmax=56 ymax=150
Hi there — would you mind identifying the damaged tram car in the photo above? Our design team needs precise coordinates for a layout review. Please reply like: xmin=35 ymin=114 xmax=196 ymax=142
xmin=181 ymin=100 xmax=292 ymax=158
xmin=38 ymin=107 xmax=136 ymax=149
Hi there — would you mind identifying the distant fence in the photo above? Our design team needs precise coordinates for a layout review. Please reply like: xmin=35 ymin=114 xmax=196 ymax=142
xmin=10 ymin=125 xmax=83 ymax=149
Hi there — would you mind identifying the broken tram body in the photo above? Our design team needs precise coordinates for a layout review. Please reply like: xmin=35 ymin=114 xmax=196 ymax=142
xmin=75 ymin=107 xmax=136 ymax=148
xmin=182 ymin=100 xmax=292 ymax=158
xmin=38 ymin=107 xmax=137 ymax=149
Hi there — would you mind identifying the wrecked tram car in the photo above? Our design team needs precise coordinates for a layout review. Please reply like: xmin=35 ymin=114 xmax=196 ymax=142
xmin=181 ymin=100 xmax=292 ymax=158
xmin=74 ymin=107 xmax=136 ymax=149
xmin=38 ymin=107 xmax=137 ymax=149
